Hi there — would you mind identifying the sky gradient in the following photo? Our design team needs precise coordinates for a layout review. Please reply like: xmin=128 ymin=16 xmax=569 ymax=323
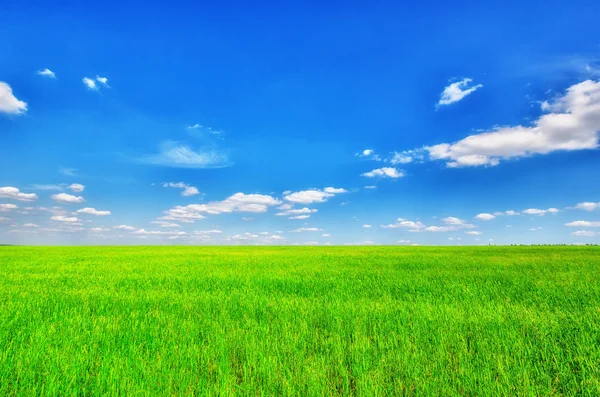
xmin=1 ymin=0 xmax=600 ymax=245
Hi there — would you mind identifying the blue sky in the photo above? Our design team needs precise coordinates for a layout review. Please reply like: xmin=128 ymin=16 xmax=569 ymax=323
xmin=1 ymin=0 xmax=600 ymax=245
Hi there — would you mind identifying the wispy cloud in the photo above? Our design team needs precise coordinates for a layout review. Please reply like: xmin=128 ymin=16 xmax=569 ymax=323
xmin=36 ymin=68 xmax=56 ymax=78
xmin=142 ymin=141 xmax=231 ymax=169
xmin=437 ymin=78 xmax=483 ymax=107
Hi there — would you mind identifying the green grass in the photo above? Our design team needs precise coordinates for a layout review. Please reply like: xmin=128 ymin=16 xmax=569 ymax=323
xmin=0 ymin=246 xmax=599 ymax=396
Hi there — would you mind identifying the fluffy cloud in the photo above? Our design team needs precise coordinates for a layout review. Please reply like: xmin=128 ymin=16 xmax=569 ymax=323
xmin=113 ymin=225 xmax=136 ymax=230
xmin=0 ymin=204 xmax=18 ymax=212
xmin=493 ymin=210 xmax=519 ymax=216
xmin=68 ymin=184 xmax=85 ymax=193
xmin=438 ymin=78 xmax=483 ymax=106
xmin=0 ymin=187 xmax=38 ymax=202
xmin=389 ymin=152 xmax=414 ymax=165
xmin=276 ymin=207 xmax=317 ymax=217
xmin=82 ymin=77 xmax=97 ymax=90
xmin=565 ymin=220 xmax=600 ymax=227
xmin=474 ymin=213 xmax=496 ymax=221
xmin=523 ymin=208 xmax=560 ymax=216
xmin=51 ymin=193 xmax=84 ymax=204
xmin=284 ymin=188 xmax=346 ymax=204
xmin=161 ymin=193 xmax=281 ymax=223
xmin=427 ymin=80 xmax=600 ymax=167
xmin=381 ymin=218 xmax=426 ymax=231
xmin=362 ymin=167 xmax=404 ymax=179
xmin=133 ymin=229 xmax=186 ymax=236
xmin=96 ymin=76 xmax=109 ymax=86
xmin=289 ymin=215 xmax=311 ymax=220
xmin=51 ymin=215 xmax=81 ymax=223
xmin=572 ymin=230 xmax=597 ymax=237
xmin=163 ymin=182 xmax=200 ymax=197
xmin=76 ymin=207 xmax=111 ymax=216
xmin=37 ymin=68 xmax=56 ymax=78
xmin=575 ymin=202 xmax=600 ymax=211
xmin=0 ymin=82 xmax=27 ymax=115
xmin=23 ymin=223 xmax=39 ymax=228
xmin=356 ymin=149 xmax=381 ymax=161
xmin=150 ymin=221 xmax=181 ymax=228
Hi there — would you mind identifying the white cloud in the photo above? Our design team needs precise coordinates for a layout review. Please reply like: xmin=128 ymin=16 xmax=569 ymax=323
xmin=161 ymin=193 xmax=280 ymax=223
xmin=68 ymin=183 xmax=85 ymax=193
xmin=322 ymin=233 xmax=330 ymax=237
xmin=0 ymin=204 xmax=18 ymax=212
xmin=381 ymin=218 xmax=425 ymax=231
xmin=364 ymin=185 xmax=377 ymax=189
xmin=428 ymin=80 xmax=600 ymax=167
xmin=523 ymin=208 xmax=559 ymax=216
xmin=51 ymin=215 xmax=81 ymax=223
xmin=83 ymin=77 xmax=97 ymax=90
xmin=113 ymin=225 xmax=136 ymax=230
xmin=276 ymin=207 xmax=317 ymax=216
xmin=162 ymin=182 xmax=200 ymax=196
xmin=144 ymin=141 xmax=230 ymax=169
xmin=362 ymin=167 xmax=404 ymax=179
xmin=284 ymin=187 xmax=346 ymax=204
xmin=572 ymin=230 xmax=597 ymax=237
xmin=59 ymin=167 xmax=78 ymax=177
xmin=529 ymin=227 xmax=543 ymax=231
xmin=150 ymin=221 xmax=181 ymax=228
xmin=0 ymin=82 xmax=27 ymax=115
xmin=134 ymin=229 xmax=186 ymax=236
xmin=76 ymin=207 xmax=111 ymax=216
xmin=438 ymin=78 xmax=483 ymax=106
xmin=493 ymin=210 xmax=519 ymax=216
xmin=356 ymin=149 xmax=381 ymax=161
xmin=0 ymin=187 xmax=38 ymax=202
xmin=37 ymin=68 xmax=56 ymax=78
xmin=363 ymin=224 xmax=372 ymax=228
xmin=291 ymin=227 xmax=322 ymax=232
xmin=575 ymin=202 xmax=600 ymax=211
xmin=442 ymin=217 xmax=466 ymax=225
xmin=96 ymin=76 xmax=109 ymax=86
xmin=193 ymin=230 xmax=223 ymax=235
xmin=277 ymin=203 xmax=294 ymax=210
xmin=289 ymin=215 xmax=311 ymax=220
xmin=51 ymin=193 xmax=84 ymax=204
xmin=23 ymin=223 xmax=39 ymax=228
xmin=474 ymin=213 xmax=496 ymax=221
xmin=398 ymin=240 xmax=411 ymax=244
xmin=565 ymin=220 xmax=600 ymax=227
xmin=389 ymin=152 xmax=414 ymax=164
xmin=466 ymin=231 xmax=483 ymax=235
xmin=424 ymin=226 xmax=456 ymax=232
xmin=90 ymin=227 xmax=109 ymax=232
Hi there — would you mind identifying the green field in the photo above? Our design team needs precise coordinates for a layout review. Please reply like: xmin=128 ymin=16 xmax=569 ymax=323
xmin=1 ymin=246 xmax=599 ymax=395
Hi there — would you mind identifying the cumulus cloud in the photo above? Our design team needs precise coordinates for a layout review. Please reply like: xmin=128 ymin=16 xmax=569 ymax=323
xmin=574 ymin=202 xmax=600 ymax=211
xmin=284 ymin=188 xmax=346 ymax=204
xmin=291 ymin=227 xmax=322 ymax=232
xmin=362 ymin=167 xmax=404 ymax=179
xmin=23 ymin=223 xmax=39 ymax=228
xmin=523 ymin=208 xmax=559 ymax=216
xmin=466 ymin=231 xmax=483 ymax=235
xmin=356 ymin=149 xmax=381 ymax=161
xmin=427 ymin=80 xmax=600 ymax=167
xmin=289 ymin=215 xmax=311 ymax=220
xmin=474 ymin=213 xmax=496 ymax=221
xmin=37 ymin=68 xmax=56 ymax=78
xmin=161 ymin=193 xmax=281 ymax=223
xmin=76 ymin=207 xmax=111 ymax=216
xmin=96 ymin=76 xmax=109 ymax=86
xmin=565 ymin=220 xmax=600 ymax=227
xmin=438 ymin=78 xmax=483 ymax=106
xmin=51 ymin=193 xmax=84 ymax=204
xmin=113 ymin=225 xmax=136 ymax=230
xmin=68 ymin=184 xmax=85 ymax=193
xmin=0 ymin=82 xmax=27 ymax=115
xmin=163 ymin=182 xmax=200 ymax=196
xmin=381 ymin=218 xmax=426 ymax=231
xmin=276 ymin=207 xmax=317 ymax=216
xmin=150 ymin=221 xmax=181 ymax=228
xmin=51 ymin=215 xmax=81 ymax=223
xmin=493 ymin=210 xmax=519 ymax=216
xmin=0 ymin=187 xmax=38 ymax=202
xmin=0 ymin=204 xmax=18 ymax=212
xmin=134 ymin=229 xmax=186 ymax=236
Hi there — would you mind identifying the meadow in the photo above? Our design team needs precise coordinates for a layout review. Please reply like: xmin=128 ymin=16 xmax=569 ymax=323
xmin=0 ymin=246 xmax=599 ymax=396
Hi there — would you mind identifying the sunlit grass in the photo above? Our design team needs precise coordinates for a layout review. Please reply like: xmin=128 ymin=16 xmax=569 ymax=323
xmin=1 ymin=246 xmax=599 ymax=395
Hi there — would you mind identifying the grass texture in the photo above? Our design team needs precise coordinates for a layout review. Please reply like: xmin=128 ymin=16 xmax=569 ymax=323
xmin=0 ymin=246 xmax=599 ymax=395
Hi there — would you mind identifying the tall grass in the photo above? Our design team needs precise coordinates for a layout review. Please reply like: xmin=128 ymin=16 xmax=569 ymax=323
xmin=0 ymin=246 xmax=599 ymax=395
